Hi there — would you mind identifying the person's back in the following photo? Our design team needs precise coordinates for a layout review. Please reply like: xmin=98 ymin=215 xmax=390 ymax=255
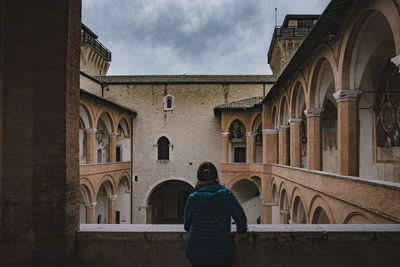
xmin=184 ymin=162 xmax=247 ymax=267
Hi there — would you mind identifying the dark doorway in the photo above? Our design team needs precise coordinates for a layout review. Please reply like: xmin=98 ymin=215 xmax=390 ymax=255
xmin=234 ymin=147 xmax=246 ymax=163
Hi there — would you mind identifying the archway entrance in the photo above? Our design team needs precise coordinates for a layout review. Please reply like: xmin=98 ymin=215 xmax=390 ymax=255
xmin=231 ymin=179 xmax=260 ymax=224
xmin=147 ymin=180 xmax=194 ymax=224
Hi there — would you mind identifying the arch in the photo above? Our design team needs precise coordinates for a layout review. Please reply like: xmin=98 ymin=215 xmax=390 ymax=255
xmin=225 ymin=174 xmax=262 ymax=192
xmin=80 ymin=103 xmax=93 ymax=129
xmin=231 ymin=178 xmax=261 ymax=224
xmin=278 ymin=94 xmax=289 ymax=126
xmin=146 ymin=179 xmax=194 ymax=224
xmin=79 ymin=177 xmax=95 ymax=203
xmin=116 ymin=175 xmax=131 ymax=224
xmin=309 ymin=194 xmax=335 ymax=224
xmin=340 ymin=7 xmax=398 ymax=90
xmin=144 ymin=177 xmax=196 ymax=205
xmin=95 ymin=111 xmax=114 ymax=133
xmin=250 ymin=112 xmax=262 ymax=132
xmin=344 ymin=212 xmax=374 ymax=224
xmin=79 ymin=184 xmax=91 ymax=205
xmin=290 ymin=187 xmax=309 ymax=224
xmin=279 ymin=188 xmax=290 ymax=224
xmin=117 ymin=171 xmax=131 ymax=191
xmin=290 ymin=81 xmax=307 ymax=119
xmin=223 ymin=113 xmax=251 ymax=133
xmin=271 ymin=105 xmax=278 ymax=129
xmin=309 ymin=57 xmax=337 ymax=109
xmin=115 ymin=114 xmax=131 ymax=136
xmin=157 ymin=136 xmax=170 ymax=160
xmin=95 ymin=174 xmax=117 ymax=199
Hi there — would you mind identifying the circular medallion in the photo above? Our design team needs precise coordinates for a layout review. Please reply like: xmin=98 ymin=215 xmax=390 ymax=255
xmin=381 ymin=103 xmax=394 ymax=133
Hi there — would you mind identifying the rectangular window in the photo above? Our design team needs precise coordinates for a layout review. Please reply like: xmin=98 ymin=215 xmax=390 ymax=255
xmin=116 ymin=146 xmax=121 ymax=162
xmin=234 ymin=147 xmax=246 ymax=163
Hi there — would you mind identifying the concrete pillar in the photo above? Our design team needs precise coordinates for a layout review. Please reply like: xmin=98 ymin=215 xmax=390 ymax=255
xmin=1 ymin=0 xmax=81 ymax=265
xmin=108 ymin=195 xmax=118 ymax=224
xmin=305 ymin=108 xmax=323 ymax=170
xmin=221 ymin=132 xmax=229 ymax=163
xmin=262 ymin=129 xmax=278 ymax=164
xmin=334 ymin=90 xmax=362 ymax=176
xmin=109 ymin=133 xmax=117 ymax=163
xmin=246 ymin=132 xmax=256 ymax=163
xmin=289 ymin=118 xmax=302 ymax=167
xmin=85 ymin=202 xmax=97 ymax=224
xmin=391 ymin=54 xmax=400 ymax=72
xmin=278 ymin=126 xmax=289 ymax=165
xmin=85 ymin=128 xmax=96 ymax=164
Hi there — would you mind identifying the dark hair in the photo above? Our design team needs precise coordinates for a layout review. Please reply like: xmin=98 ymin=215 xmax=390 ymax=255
xmin=197 ymin=162 xmax=218 ymax=181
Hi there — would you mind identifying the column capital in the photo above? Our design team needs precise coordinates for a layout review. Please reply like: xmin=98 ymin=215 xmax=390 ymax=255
xmin=109 ymin=195 xmax=118 ymax=201
xmin=263 ymin=201 xmax=278 ymax=206
xmin=221 ymin=131 xmax=230 ymax=137
xmin=245 ymin=132 xmax=257 ymax=137
xmin=333 ymin=89 xmax=362 ymax=103
xmin=110 ymin=132 xmax=118 ymax=137
xmin=85 ymin=128 xmax=97 ymax=134
xmin=262 ymin=129 xmax=278 ymax=135
xmin=391 ymin=54 xmax=400 ymax=72
xmin=289 ymin=118 xmax=302 ymax=125
xmin=86 ymin=202 xmax=97 ymax=208
xmin=277 ymin=125 xmax=289 ymax=131
xmin=305 ymin=108 xmax=324 ymax=118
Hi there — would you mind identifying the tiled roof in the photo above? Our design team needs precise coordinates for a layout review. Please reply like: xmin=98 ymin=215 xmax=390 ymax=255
xmin=214 ymin=96 xmax=264 ymax=111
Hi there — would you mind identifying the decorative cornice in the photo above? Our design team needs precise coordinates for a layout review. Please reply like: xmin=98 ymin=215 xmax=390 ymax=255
xmin=277 ymin=125 xmax=290 ymax=130
xmin=262 ymin=129 xmax=278 ymax=135
xmin=86 ymin=202 xmax=97 ymax=208
xmin=304 ymin=108 xmax=324 ymax=118
xmin=221 ymin=132 xmax=230 ymax=137
xmin=246 ymin=132 xmax=257 ymax=137
xmin=333 ymin=89 xmax=362 ymax=103
xmin=289 ymin=118 xmax=302 ymax=125
xmin=85 ymin=128 xmax=97 ymax=133
xmin=109 ymin=195 xmax=118 ymax=201
xmin=391 ymin=54 xmax=400 ymax=73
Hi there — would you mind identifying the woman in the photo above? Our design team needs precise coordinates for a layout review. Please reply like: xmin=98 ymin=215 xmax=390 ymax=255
xmin=184 ymin=162 xmax=248 ymax=267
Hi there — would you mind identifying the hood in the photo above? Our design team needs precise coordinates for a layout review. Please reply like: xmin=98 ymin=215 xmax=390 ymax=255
xmin=193 ymin=184 xmax=230 ymax=207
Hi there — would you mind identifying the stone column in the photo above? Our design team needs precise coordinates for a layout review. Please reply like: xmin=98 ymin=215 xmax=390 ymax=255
xmin=85 ymin=128 xmax=97 ymax=164
xmin=289 ymin=118 xmax=302 ymax=167
xmin=278 ymin=126 xmax=289 ymax=165
xmin=246 ymin=132 xmax=256 ymax=163
xmin=1 ymin=1 xmax=81 ymax=264
xmin=221 ymin=132 xmax=230 ymax=163
xmin=108 ymin=195 xmax=118 ymax=224
xmin=333 ymin=90 xmax=362 ymax=176
xmin=109 ymin=133 xmax=118 ymax=163
xmin=305 ymin=108 xmax=323 ymax=170
xmin=262 ymin=129 xmax=278 ymax=164
xmin=85 ymin=202 xmax=97 ymax=224
xmin=392 ymin=54 xmax=400 ymax=72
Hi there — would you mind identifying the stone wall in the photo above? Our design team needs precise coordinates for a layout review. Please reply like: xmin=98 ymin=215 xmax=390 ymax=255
xmin=94 ymin=78 xmax=273 ymax=223
xmin=76 ymin=224 xmax=400 ymax=267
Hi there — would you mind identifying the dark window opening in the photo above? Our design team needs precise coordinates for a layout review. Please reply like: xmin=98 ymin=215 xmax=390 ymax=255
xmin=158 ymin=137 xmax=170 ymax=160
xmin=116 ymin=146 xmax=121 ymax=162
xmin=167 ymin=98 xmax=172 ymax=109
xmin=116 ymin=211 xmax=120 ymax=224
xmin=97 ymin=149 xmax=102 ymax=163
xmin=234 ymin=147 xmax=246 ymax=163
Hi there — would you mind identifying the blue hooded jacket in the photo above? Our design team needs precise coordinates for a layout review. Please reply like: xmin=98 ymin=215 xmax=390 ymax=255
xmin=184 ymin=184 xmax=247 ymax=263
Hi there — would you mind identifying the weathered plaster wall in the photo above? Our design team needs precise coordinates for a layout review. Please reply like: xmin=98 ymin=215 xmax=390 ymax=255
xmin=102 ymin=81 xmax=271 ymax=223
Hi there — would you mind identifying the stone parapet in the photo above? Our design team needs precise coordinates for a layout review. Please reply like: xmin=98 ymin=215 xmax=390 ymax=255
xmin=76 ymin=224 xmax=400 ymax=267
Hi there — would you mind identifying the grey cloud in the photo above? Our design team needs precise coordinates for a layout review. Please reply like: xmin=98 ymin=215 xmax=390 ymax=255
xmin=82 ymin=0 xmax=330 ymax=75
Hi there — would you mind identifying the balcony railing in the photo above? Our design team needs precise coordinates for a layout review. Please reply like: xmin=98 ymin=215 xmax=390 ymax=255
xmin=81 ymin=30 xmax=112 ymax=62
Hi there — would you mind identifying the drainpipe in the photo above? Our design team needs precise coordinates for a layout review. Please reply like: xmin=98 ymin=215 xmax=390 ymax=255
xmin=130 ymin=116 xmax=134 ymax=224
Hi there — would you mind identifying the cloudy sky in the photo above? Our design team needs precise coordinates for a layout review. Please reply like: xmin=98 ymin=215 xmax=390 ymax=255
xmin=82 ymin=0 xmax=331 ymax=75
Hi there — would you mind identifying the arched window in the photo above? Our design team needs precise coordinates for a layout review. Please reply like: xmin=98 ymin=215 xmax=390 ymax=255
xmin=157 ymin=137 xmax=170 ymax=160
xmin=163 ymin=95 xmax=174 ymax=111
